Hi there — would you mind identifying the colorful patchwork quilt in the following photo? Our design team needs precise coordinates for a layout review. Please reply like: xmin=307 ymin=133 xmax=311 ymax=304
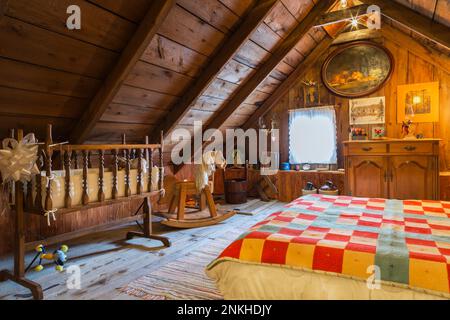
xmin=207 ymin=194 xmax=450 ymax=295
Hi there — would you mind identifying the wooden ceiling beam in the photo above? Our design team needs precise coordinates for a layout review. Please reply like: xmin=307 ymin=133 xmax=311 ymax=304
xmin=315 ymin=3 xmax=369 ymax=27
xmin=204 ymin=0 xmax=336 ymax=134
xmin=242 ymin=34 xmax=335 ymax=130
xmin=332 ymin=28 xmax=382 ymax=45
xmin=69 ymin=0 xmax=175 ymax=144
xmin=359 ymin=0 xmax=450 ymax=49
xmin=149 ymin=0 xmax=279 ymax=142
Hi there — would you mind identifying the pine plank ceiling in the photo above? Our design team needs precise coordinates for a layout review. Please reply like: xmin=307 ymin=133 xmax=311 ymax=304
xmin=0 ymin=0 xmax=449 ymax=152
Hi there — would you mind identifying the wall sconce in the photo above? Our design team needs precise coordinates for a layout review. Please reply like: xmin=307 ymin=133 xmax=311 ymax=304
xmin=340 ymin=0 xmax=348 ymax=8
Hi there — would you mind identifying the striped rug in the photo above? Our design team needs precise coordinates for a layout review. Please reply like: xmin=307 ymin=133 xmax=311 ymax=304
xmin=119 ymin=238 xmax=232 ymax=300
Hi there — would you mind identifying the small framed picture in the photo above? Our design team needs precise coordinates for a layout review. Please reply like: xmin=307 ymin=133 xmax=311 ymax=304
xmin=371 ymin=126 xmax=385 ymax=139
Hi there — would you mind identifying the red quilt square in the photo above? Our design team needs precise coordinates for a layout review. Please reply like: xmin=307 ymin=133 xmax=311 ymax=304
xmin=357 ymin=220 xmax=382 ymax=228
xmin=307 ymin=226 xmax=330 ymax=233
xmin=312 ymin=246 xmax=344 ymax=273
xmin=405 ymin=226 xmax=432 ymax=235
xmin=307 ymin=206 xmax=326 ymax=212
xmin=363 ymin=212 xmax=382 ymax=219
xmin=273 ymin=215 xmax=294 ymax=223
xmin=366 ymin=205 xmax=384 ymax=211
xmin=404 ymin=200 xmax=422 ymax=206
xmin=292 ymin=236 xmax=320 ymax=245
xmin=220 ymin=239 xmax=243 ymax=259
xmin=346 ymin=242 xmax=376 ymax=254
xmin=423 ymin=206 xmax=445 ymax=213
xmin=297 ymin=213 xmax=317 ymax=221
xmin=405 ymin=238 xmax=436 ymax=247
xmin=325 ymin=233 xmax=351 ymax=242
xmin=429 ymin=224 xmax=450 ymax=231
xmin=261 ymin=240 xmax=289 ymax=264
xmin=247 ymin=231 xmax=271 ymax=239
xmin=409 ymin=252 xmax=446 ymax=263
xmin=353 ymin=230 xmax=379 ymax=239
xmin=279 ymin=228 xmax=303 ymax=237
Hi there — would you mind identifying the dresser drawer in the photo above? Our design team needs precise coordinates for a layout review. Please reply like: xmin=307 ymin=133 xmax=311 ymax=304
xmin=389 ymin=142 xmax=433 ymax=154
xmin=347 ymin=143 xmax=387 ymax=154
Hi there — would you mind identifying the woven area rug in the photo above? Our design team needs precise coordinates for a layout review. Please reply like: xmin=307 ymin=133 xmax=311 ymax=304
xmin=119 ymin=237 xmax=234 ymax=300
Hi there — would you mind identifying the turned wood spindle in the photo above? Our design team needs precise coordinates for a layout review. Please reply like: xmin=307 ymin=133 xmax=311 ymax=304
xmin=148 ymin=148 xmax=154 ymax=192
xmin=82 ymin=150 xmax=89 ymax=205
xmin=72 ymin=151 xmax=79 ymax=169
xmin=64 ymin=150 xmax=72 ymax=208
xmin=112 ymin=149 xmax=119 ymax=200
xmin=98 ymin=149 xmax=105 ymax=202
xmin=137 ymin=148 xmax=143 ymax=195
xmin=87 ymin=151 xmax=92 ymax=168
xmin=44 ymin=125 xmax=53 ymax=211
xmin=124 ymin=148 xmax=131 ymax=197
xmin=34 ymin=151 xmax=43 ymax=211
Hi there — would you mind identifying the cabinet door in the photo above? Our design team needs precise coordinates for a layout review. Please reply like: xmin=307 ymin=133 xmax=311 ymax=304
xmin=347 ymin=156 xmax=388 ymax=198
xmin=389 ymin=156 xmax=434 ymax=200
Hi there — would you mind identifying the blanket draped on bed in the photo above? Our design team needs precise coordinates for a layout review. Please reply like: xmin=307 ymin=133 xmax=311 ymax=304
xmin=207 ymin=195 xmax=450 ymax=295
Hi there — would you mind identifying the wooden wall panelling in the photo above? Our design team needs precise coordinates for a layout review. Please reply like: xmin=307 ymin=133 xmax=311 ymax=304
xmin=254 ymin=31 xmax=450 ymax=173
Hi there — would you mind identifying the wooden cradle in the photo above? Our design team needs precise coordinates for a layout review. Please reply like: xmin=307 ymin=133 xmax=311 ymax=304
xmin=0 ymin=124 xmax=169 ymax=299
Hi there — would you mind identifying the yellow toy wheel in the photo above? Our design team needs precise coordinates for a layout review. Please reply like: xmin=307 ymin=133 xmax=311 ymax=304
xmin=55 ymin=265 xmax=64 ymax=272
xmin=34 ymin=265 xmax=44 ymax=272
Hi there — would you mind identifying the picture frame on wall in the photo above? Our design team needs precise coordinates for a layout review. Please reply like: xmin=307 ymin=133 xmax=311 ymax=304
xmin=321 ymin=42 xmax=394 ymax=98
xmin=349 ymin=96 xmax=386 ymax=125
xmin=397 ymin=82 xmax=440 ymax=123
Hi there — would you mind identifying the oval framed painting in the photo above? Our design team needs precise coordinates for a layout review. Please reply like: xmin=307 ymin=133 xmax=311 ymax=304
xmin=322 ymin=42 xmax=394 ymax=98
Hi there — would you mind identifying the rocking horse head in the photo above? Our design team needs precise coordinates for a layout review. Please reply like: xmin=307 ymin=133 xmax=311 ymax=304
xmin=195 ymin=150 xmax=226 ymax=193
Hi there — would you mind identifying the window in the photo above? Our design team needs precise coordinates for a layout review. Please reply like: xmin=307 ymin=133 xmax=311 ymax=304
xmin=289 ymin=106 xmax=337 ymax=164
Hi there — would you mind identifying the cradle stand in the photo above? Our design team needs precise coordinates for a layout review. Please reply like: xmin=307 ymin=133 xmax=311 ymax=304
xmin=126 ymin=193 xmax=170 ymax=247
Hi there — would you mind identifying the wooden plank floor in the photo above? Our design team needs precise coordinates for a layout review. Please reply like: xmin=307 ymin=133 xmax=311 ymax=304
xmin=0 ymin=199 xmax=286 ymax=300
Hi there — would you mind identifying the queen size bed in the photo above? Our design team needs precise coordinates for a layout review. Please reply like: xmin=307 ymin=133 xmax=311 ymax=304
xmin=206 ymin=194 xmax=450 ymax=300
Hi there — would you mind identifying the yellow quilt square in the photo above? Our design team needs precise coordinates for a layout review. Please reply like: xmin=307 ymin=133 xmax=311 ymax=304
xmin=240 ymin=239 xmax=265 ymax=262
xmin=285 ymin=243 xmax=315 ymax=269
xmin=342 ymin=250 xmax=375 ymax=279
xmin=410 ymin=258 xmax=449 ymax=293
xmin=431 ymin=229 xmax=450 ymax=237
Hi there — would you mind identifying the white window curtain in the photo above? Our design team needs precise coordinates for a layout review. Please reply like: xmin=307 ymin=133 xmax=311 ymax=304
xmin=289 ymin=106 xmax=337 ymax=164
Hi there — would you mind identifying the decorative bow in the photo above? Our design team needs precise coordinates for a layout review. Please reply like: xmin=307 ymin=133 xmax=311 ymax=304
xmin=0 ymin=133 xmax=40 ymax=183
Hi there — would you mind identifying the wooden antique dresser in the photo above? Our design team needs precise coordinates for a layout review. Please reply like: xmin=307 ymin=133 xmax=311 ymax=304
xmin=344 ymin=139 xmax=440 ymax=200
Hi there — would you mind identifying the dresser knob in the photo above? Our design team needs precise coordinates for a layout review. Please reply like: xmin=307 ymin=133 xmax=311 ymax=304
xmin=362 ymin=147 xmax=373 ymax=152
xmin=404 ymin=146 xmax=416 ymax=151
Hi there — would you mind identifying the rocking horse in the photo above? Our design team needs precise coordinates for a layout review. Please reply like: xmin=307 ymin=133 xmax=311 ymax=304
xmin=161 ymin=151 xmax=236 ymax=228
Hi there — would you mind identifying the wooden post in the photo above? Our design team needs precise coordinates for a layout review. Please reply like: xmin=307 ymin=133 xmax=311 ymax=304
xmin=82 ymin=150 xmax=89 ymax=205
xmin=64 ymin=150 xmax=72 ymax=208
xmin=98 ymin=149 xmax=105 ymax=202
xmin=0 ymin=129 xmax=43 ymax=300
xmin=44 ymin=124 xmax=53 ymax=211
xmin=137 ymin=148 xmax=143 ymax=195
xmin=112 ymin=149 xmax=119 ymax=200
xmin=159 ymin=131 xmax=164 ymax=191
xmin=14 ymin=129 xmax=25 ymax=277
xmin=148 ymin=146 xmax=154 ymax=192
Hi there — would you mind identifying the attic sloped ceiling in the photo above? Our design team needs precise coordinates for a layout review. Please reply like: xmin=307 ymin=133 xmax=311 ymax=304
xmin=0 ymin=0 xmax=449 ymax=152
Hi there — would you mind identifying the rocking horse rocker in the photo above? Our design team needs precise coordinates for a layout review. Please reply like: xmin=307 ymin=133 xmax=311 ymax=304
xmin=161 ymin=151 xmax=235 ymax=229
